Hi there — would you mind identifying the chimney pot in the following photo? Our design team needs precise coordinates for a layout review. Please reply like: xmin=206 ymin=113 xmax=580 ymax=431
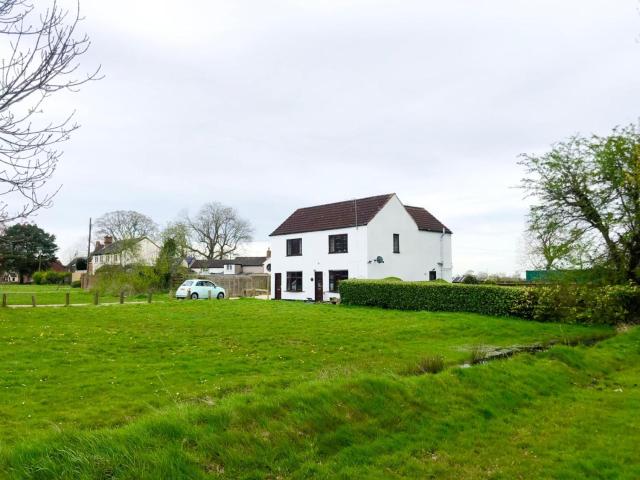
xmin=266 ymin=247 xmax=271 ymax=258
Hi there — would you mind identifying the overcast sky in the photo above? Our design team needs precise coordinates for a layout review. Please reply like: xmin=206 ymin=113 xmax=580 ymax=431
xmin=31 ymin=0 xmax=640 ymax=274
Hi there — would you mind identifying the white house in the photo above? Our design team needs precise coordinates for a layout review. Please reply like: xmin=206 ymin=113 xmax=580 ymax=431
xmin=269 ymin=193 xmax=452 ymax=301
xmin=90 ymin=236 xmax=161 ymax=272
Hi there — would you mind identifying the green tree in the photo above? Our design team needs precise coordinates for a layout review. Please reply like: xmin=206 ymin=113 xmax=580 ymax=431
xmin=520 ymin=124 xmax=640 ymax=282
xmin=0 ymin=224 xmax=58 ymax=283
xmin=155 ymin=238 xmax=182 ymax=289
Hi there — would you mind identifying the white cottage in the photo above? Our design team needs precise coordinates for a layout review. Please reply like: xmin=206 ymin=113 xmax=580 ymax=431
xmin=90 ymin=236 xmax=160 ymax=272
xmin=269 ymin=193 xmax=452 ymax=301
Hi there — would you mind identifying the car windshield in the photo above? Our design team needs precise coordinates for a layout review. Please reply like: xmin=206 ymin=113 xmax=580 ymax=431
xmin=181 ymin=280 xmax=194 ymax=287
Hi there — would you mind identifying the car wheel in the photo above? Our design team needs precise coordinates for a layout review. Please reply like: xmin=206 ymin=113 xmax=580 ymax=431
xmin=191 ymin=292 xmax=199 ymax=300
xmin=217 ymin=292 xmax=224 ymax=299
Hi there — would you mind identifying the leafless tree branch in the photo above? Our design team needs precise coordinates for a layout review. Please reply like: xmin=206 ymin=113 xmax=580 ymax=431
xmin=0 ymin=0 xmax=101 ymax=222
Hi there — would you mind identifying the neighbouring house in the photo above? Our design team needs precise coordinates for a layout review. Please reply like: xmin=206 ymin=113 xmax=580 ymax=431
xmin=66 ymin=257 xmax=88 ymax=282
xmin=269 ymin=193 xmax=452 ymax=301
xmin=49 ymin=260 xmax=66 ymax=272
xmin=190 ymin=259 xmax=229 ymax=275
xmin=0 ymin=271 xmax=19 ymax=283
xmin=190 ymin=252 xmax=271 ymax=275
xmin=89 ymin=236 xmax=160 ymax=273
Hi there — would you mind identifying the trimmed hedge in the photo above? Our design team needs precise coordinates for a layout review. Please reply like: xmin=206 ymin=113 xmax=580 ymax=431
xmin=339 ymin=280 xmax=535 ymax=318
xmin=339 ymin=280 xmax=640 ymax=325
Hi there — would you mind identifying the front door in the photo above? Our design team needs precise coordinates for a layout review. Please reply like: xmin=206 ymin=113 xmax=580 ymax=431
xmin=274 ymin=273 xmax=282 ymax=300
xmin=314 ymin=271 xmax=323 ymax=302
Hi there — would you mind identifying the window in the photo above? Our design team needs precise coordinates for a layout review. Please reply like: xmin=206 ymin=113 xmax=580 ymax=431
xmin=393 ymin=233 xmax=400 ymax=253
xmin=286 ymin=238 xmax=302 ymax=256
xmin=328 ymin=234 xmax=348 ymax=254
xmin=196 ymin=281 xmax=206 ymax=286
xmin=286 ymin=271 xmax=303 ymax=291
xmin=329 ymin=270 xmax=349 ymax=292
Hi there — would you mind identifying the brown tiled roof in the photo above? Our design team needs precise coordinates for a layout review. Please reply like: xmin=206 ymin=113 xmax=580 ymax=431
xmin=404 ymin=206 xmax=452 ymax=234
xmin=270 ymin=194 xmax=394 ymax=236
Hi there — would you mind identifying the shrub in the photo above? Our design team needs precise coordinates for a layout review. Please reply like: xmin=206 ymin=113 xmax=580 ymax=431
xmin=462 ymin=274 xmax=479 ymax=284
xmin=71 ymin=280 xmax=81 ymax=288
xmin=92 ymin=265 xmax=164 ymax=296
xmin=339 ymin=280 xmax=533 ymax=318
xmin=32 ymin=271 xmax=70 ymax=285
xmin=339 ymin=279 xmax=640 ymax=325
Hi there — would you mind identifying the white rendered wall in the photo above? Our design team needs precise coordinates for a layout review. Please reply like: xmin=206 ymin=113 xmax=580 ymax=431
xmin=270 ymin=226 xmax=368 ymax=300
xmin=366 ymin=195 xmax=453 ymax=281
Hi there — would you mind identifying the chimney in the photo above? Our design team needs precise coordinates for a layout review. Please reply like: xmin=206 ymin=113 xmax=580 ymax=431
xmin=104 ymin=235 xmax=113 ymax=246
xmin=94 ymin=241 xmax=103 ymax=251
xmin=266 ymin=247 xmax=271 ymax=258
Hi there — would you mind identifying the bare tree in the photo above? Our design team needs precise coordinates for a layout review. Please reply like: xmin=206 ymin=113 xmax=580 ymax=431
xmin=95 ymin=210 xmax=158 ymax=241
xmin=0 ymin=1 xmax=100 ymax=222
xmin=186 ymin=202 xmax=253 ymax=259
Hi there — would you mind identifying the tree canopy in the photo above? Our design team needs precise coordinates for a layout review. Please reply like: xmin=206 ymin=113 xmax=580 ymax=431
xmin=0 ymin=223 xmax=57 ymax=282
xmin=520 ymin=124 xmax=640 ymax=283
xmin=185 ymin=203 xmax=253 ymax=260
xmin=95 ymin=210 xmax=158 ymax=241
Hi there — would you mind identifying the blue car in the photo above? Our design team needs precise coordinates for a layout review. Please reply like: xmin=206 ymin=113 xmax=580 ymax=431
xmin=176 ymin=279 xmax=226 ymax=300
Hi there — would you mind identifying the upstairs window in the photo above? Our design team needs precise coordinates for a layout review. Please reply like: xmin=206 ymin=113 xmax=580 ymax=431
xmin=393 ymin=234 xmax=400 ymax=253
xmin=328 ymin=234 xmax=348 ymax=254
xmin=329 ymin=270 xmax=349 ymax=292
xmin=287 ymin=238 xmax=302 ymax=256
xmin=286 ymin=271 xmax=303 ymax=291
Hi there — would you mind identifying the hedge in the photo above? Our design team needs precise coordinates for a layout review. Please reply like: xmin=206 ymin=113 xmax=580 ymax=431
xmin=339 ymin=280 xmax=535 ymax=318
xmin=339 ymin=280 xmax=640 ymax=325
xmin=32 ymin=271 xmax=71 ymax=285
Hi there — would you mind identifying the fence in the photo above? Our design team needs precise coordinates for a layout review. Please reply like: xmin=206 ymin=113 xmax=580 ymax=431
xmin=177 ymin=274 xmax=270 ymax=298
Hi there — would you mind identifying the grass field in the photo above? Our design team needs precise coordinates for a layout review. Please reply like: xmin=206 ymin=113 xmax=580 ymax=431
xmin=0 ymin=284 xmax=160 ymax=305
xmin=0 ymin=299 xmax=635 ymax=478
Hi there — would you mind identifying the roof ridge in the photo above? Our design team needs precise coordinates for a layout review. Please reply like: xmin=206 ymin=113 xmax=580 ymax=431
xmin=295 ymin=193 xmax=395 ymax=211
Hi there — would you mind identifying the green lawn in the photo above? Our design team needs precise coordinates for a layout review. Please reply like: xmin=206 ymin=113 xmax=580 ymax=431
xmin=0 ymin=284 xmax=159 ymax=305
xmin=1 ymin=299 xmax=634 ymax=478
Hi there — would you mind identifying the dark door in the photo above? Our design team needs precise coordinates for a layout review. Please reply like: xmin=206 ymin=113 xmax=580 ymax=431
xmin=274 ymin=273 xmax=282 ymax=300
xmin=314 ymin=271 xmax=323 ymax=302
xmin=429 ymin=270 xmax=437 ymax=281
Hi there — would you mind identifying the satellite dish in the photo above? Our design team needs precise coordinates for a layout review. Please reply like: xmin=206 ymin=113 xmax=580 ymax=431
xmin=376 ymin=256 xmax=384 ymax=264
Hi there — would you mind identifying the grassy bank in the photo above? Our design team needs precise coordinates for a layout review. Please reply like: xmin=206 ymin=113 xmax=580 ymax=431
xmin=0 ymin=314 xmax=636 ymax=478
xmin=0 ymin=300 xmax=610 ymax=442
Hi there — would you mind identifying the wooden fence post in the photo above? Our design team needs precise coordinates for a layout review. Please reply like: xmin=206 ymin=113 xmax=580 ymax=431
xmin=94 ymin=291 xmax=99 ymax=305
xmin=120 ymin=291 xmax=125 ymax=304
xmin=31 ymin=295 xmax=36 ymax=307
xmin=187 ymin=289 xmax=191 ymax=300
xmin=65 ymin=292 xmax=70 ymax=306
xmin=208 ymin=290 xmax=212 ymax=300
xmin=2 ymin=293 xmax=6 ymax=307
xmin=147 ymin=291 xmax=152 ymax=303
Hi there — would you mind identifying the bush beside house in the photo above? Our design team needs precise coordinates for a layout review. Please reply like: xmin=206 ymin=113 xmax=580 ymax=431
xmin=32 ymin=271 xmax=71 ymax=285
xmin=339 ymin=280 xmax=639 ymax=325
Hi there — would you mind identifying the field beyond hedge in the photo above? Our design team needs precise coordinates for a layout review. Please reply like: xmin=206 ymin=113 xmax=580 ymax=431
xmin=1 ymin=300 xmax=636 ymax=478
